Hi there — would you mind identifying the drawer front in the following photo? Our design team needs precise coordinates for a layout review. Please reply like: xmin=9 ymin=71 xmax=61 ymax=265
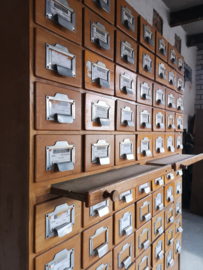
xmin=152 ymin=210 xmax=165 ymax=242
xmin=176 ymin=53 xmax=184 ymax=76
xmin=167 ymin=68 xmax=176 ymax=91
xmin=113 ymin=234 xmax=135 ymax=270
xmin=175 ymin=133 xmax=183 ymax=152
xmin=152 ymin=234 xmax=165 ymax=267
xmin=174 ymin=178 xmax=182 ymax=199
xmin=164 ymin=204 xmax=175 ymax=230
xmin=35 ymin=82 xmax=82 ymax=131
xmin=35 ymin=135 xmax=82 ymax=182
xmin=35 ymin=234 xmax=81 ymax=270
xmin=152 ymin=176 xmax=165 ymax=192
xmin=137 ymin=105 xmax=152 ymax=132
xmin=35 ymin=28 xmax=82 ymax=87
xmin=116 ymin=0 xmax=138 ymax=41
xmin=152 ymin=257 xmax=164 ymax=270
xmin=156 ymin=31 xmax=168 ymax=62
xmin=175 ymin=113 xmax=184 ymax=132
xmin=128 ymin=262 xmax=136 ymax=270
xmin=83 ymin=0 xmax=115 ymax=25
xmin=165 ymin=223 xmax=175 ymax=252
xmin=168 ymin=44 xmax=178 ymax=70
xmin=165 ymin=245 xmax=174 ymax=270
xmin=115 ymin=135 xmax=136 ymax=166
xmin=174 ymin=233 xmax=182 ymax=260
xmin=138 ymin=45 xmax=155 ymax=80
xmin=136 ymin=195 xmax=152 ymax=229
xmin=174 ymin=195 xmax=182 ymax=218
xmin=135 ymin=221 xmax=151 ymax=258
xmin=116 ymin=100 xmax=136 ymax=132
xmin=155 ymin=57 xmax=168 ymax=86
xmin=153 ymin=109 xmax=166 ymax=132
xmin=176 ymin=93 xmax=184 ymax=113
xmin=165 ymin=169 xmax=175 ymax=185
xmin=87 ymin=251 xmax=113 ymax=270
xmin=114 ymin=204 xmax=135 ymax=245
xmin=82 ymin=217 xmax=113 ymax=269
xmin=84 ymin=50 xmax=115 ymax=96
xmin=174 ymin=169 xmax=183 ymax=179
xmin=135 ymin=181 xmax=152 ymax=201
xmin=115 ymin=65 xmax=137 ymax=101
xmin=153 ymin=83 xmax=166 ymax=109
xmin=114 ymin=188 xmax=136 ymax=212
xmin=135 ymin=246 xmax=151 ymax=269
xmin=137 ymin=75 xmax=153 ymax=106
xmin=35 ymin=0 xmax=82 ymax=45
xmin=176 ymin=74 xmax=184 ymax=95
xmin=82 ymin=199 xmax=113 ymax=228
xmin=174 ymin=216 xmax=183 ymax=238
xmin=137 ymin=134 xmax=153 ymax=160
xmin=84 ymin=135 xmax=114 ymax=172
xmin=85 ymin=93 xmax=115 ymax=131
xmin=153 ymin=134 xmax=165 ymax=157
xmin=152 ymin=188 xmax=164 ymax=217
xmin=139 ymin=16 xmax=155 ymax=53
xmin=164 ymin=182 xmax=175 ymax=207
xmin=164 ymin=134 xmax=175 ymax=155
xmin=115 ymin=30 xmax=138 ymax=72
xmin=165 ymin=111 xmax=175 ymax=132
xmin=84 ymin=8 xmax=114 ymax=61
xmin=166 ymin=89 xmax=176 ymax=112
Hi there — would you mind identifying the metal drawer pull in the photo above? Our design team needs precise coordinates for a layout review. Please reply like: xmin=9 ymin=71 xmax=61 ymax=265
xmin=167 ymin=186 xmax=174 ymax=202
xmin=144 ymin=150 xmax=152 ymax=156
xmin=157 ymin=250 xmax=164 ymax=260
xmin=139 ymin=228 xmax=149 ymax=250
xmin=93 ymin=0 xmax=110 ymax=13
xmin=121 ymin=41 xmax=135 ymax=64
xmin=118 ymin=243 xmax=132 ymax=269
xmin=167 ymin=229 xmax=174 ymax=246
xmin=119 ymin=190 xmax=133 ymax=203
xmin=169 ymin=238 xmax=174 ymax=245
xmin=123 ymin=256 xmax=132 ymax=269
xmin=167 ymin=173 xmax=174 ymax=180
xmin=124 ymin=225 xmax=133 ymax=236
xmin=169 ymin=146 xmax=175 ymax=152
xmin=92 ymin=140 xmax=110 ymax=165
xmin=155 ymin=240 xmax=163 ymax=260
xmin=169 ymin=124 xmax=175 ymax=129
xmin=142 ymin=122 xmax=151 ymax=129
xmin=90 ymin=200 xmax=109 ymax=217
xmin=91 ymin=61 xmax=110 ymax=88
xmin=139 ymin=183 xmax=151 ymax=194
xmin=142 ymin=239 xmax=150 ymax=250
xmin=157 ymin=123 xmax=165 ymax=129
xmin=144 ymin=25 xmax=154 ymax=45
xmin=177 ymin=226 xmax=183 ymax=233
xmin=96 ymin=263 xmax=109 ymax=270
xmin=155 ymin=193 xmax=163 ymax=211
xmin=154 ymin=216 xmax=163 ymax=235
xmin=176 ymin=170 xmax=183 ymax=176
xmin=155 ymin=177 xmax=164 ymax=186
xmin=55 ymin=223 xmax=72 ymax=237
xmin=169 ymin=216 xmax=174 ymax=223
xmin=119 ymin=212 xmax=133 ymax=236
xmin=157 ymin=226 xmax=163 ymax=235
xmin=143 ymin=186 xmax=151 ymax=194
xmin=168 ymin=259 xmax=174 ymax=267
xmin=176 ymin=239 xmax=182 ymax=254
xmin=168 ymin=195 xmax=174 ymax=202
xmin=125 ymin=194 xmax=133 ymax=203
xmin=90 ymin=226 xmax=108 ymax=257
xmin=140 ymin=201 xmax=151 ymax=221
xmin=97 ymin=243 xmax=108 ymax=258
xmin=158 ymin=203 xmax=163 ymax=211
xmin=96 ymin=206 xmax=109 ymax=217
xmin=144 ymin=213 xmax=151 ymax=221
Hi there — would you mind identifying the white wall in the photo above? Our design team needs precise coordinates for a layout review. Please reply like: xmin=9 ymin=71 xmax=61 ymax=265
xmin=126 ymin=0 xmax=197 ymax=129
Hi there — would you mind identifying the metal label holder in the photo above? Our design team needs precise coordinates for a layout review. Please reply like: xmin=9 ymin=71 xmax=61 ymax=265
xmin=118 ymin=243 xmax=132 ymax=269
xmin=139 ymin=228 xmax=150 ymax=250
xmin=45 ymin=248 xmax=74 ymax=270
xmin=89 ymin=200 xmax=109 ymax=217
xmin=156 ymin=137 xmax=165 ymax=154
xmin=119 ymin=189 xmax=133 ymax=203
xmin=168 ymin=115 xmax=175 ymax=129
xmin=177 ymin=136 xmax=183 ymax=150
xmin=168 ymin=94 xmax=175 ymax=108
xmin=140 ymin=110 xmax=151 ymax=129
xmin=170 ymin=49 xmax=177 ymax=64
xmin=120 ymin=139 xmax=134 ymax=160
xmin=156 ymin=89 xmax=165 ymax=105
xmin=177 ymin=97 xmax=184 ymax=111
xmin=92 ymin=140 xmax=111 ymax=165
xmin=175 ymin=220 xmax=183 ymax=234
xmin=155 ymin=193 xmax=163 ymax=211
xmin=159 ymin=38 xmax=167 ymax=55
xmin=154 ymin=216 xmax=163 ymax=235
xmin=155 ymin=240 xmax=164 ymax=260
xmin=121 ymin=106 xmax=134 ymax=127
xmin=138 ymin=255 xmax=149 ymax=270
xmin=167 ymin=250 xmax=174 ymax=268
xmin=120 ymin=73 xmax=134 ymax=95
xmin=168 ymin=71 xmax=175 ymax=85
xmin=167 ymin=136 xmax=175 ymax=153
xmin=155 ymin=177 xmax=164 ymax=187
xmin=176 ymin=239 xmax=182 ymax=254
xmin=167 ymin=186 xmax=174 ymax=203
xmin=139 ymin=182 xmax=151 ymax=194
xmin=156 ymin=113 xmax=164 ymax=129
xmin=176 ymin=181 xmax=182 ymax=195
xmin=96 ymin=263 xmax=109 ymax=270
xmin=93 ymin=0 xmax=110 ymax=14
xmin=167 ymin=170 xmax=174 ymax=180
xmin=177 ymin=78 xmax=185 ymax=91
xmin=143 ymin=24 xmax=154 ymax=45
xmin=91 ymin=21 xmax=110 ymax=51
xmin=142 ymin=54 xmax=153 ymax=73
xmin=119 ymin=212 xmax=133 ymax=236
xmin=140 ymin=82 xmax=151 ymax=100
xmin=141 ymin=137 xmax=151 ymax=157
xmin=120 ymin=41 xmax=134 ymax=64
xmin=121 ymin=6 xmax=135 ymax=32
xmin=177 ymin=116 xmax=183 ymax=130
xmin=92 ymin=100 xmax=111 ymax=126
xmin=91 ymin=61 xmax=110 ymax=88
xmin=140 ymin=201 xmax=151 ymax=221
xmin=156 ymin=263 xmax=163 ymax=270
xmin=167 ymin=229 xmax=174 ymax=246
xmin=178 ymin=58 xmax=184 ymax=71
xmin=175 ymin=201 xmax=182 ymax=215
xmin=167 ymin=207 xmax=174 ymax=224
xmin=158 ymin=63 xmax=167 ymax=79
xmin=89 ymin=226 xmax=108 ymax=258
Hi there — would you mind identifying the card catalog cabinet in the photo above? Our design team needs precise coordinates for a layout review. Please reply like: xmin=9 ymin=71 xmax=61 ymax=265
xmin=116 ymin=100 xmax=136 ymax=132
xmin=153 ymin=109 xmax=166 ymax=132
xmin=153 ymin=134 xmax=165 ymax=157
xmin=137 ymin=105 xmax=152 ymax=132
xmin=168 ymin=44 xmax=178 ymax=70
xmin=137 ymin=75 xmax=153 ymax=106
xmin=153 ymin=83 xmax=166 ymax=109
xmin=115 ymin=135 xmax=136 ymax=166
xmin=137 ymin=134 xmax=153 ymax=160
xmin=138 ymin=46 xmax=155 ymax=80
xmin=156 ymin=31 xmax=168 ymax=62
xmin=155 ymin=57 xmax=168 ymax=86
xmin=139 ymin=16 xmax=156 ymax=53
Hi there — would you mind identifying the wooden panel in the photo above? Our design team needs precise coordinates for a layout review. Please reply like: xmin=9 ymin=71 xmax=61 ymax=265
xmin=35 ymin=197 xmax=81 ymax=253
xmin=128 ymin=262 xmax=136 ymax=270
xmin=137 ymin=105 xmax=152 ymax=132
xmin=151 ymin=210 xmax=165 ymax=242
xmin=164 ymin=203 xmax=175 ymax=230
xmin=135 ymin=181 xmax=152 ymax=201
xmin=175 ymin=93 xmax=184 ymax=113
xmin=153 ymin=109 xmax=166 ymax=132
xmin=135 ymin=246 xmax=151 ymax=269
xmin=152 ymin=257 xmax=164 ymax=270
xmin=35 ymin=135 xmax=82 ymax=182
xmin=85 ymin=93 xmax=115 ymax=131
xmin=116 ymin=0 xmax=138 ymax=41
xmin=84 ymin=50 xmax=115 ymax=95
xmin=83 ymin=7 xmax=114 ymax=60
xmin=164 ymin=181 xmax=175 ymax=207
xmin=114 ymin=204 xmax=135 ymax=245
xmin=136 ymin=75 xmax=153 ymax=106
xmin=82 ymin=217 xmax=113 ymax=269
xmin=165 ymin=223 xmax=175 ymax=252
xmin=167 ymin=68 xmax=176 ymax=91
xmin=153 ymin=134 xmax=165 ymax=158
xmin=165 ymin=111 xmax=175 ymax=132
xmin=174 ymin=195 xmax=182 ymax=219
xmin=138 ymin=45 xmax=155 ymax=80
xmin=155 ymin=31 xmax=168 ymax=62
xmin=168 ymin=43 xmax=178 ymax=70
xmin=152 ymin=188 xmax=164 ymax=217
xmin=35 ymin=82 xmax=82 ymax=131
xmin=35 ymin=27 xmax=82 ymax=87
xmin=137 ymin=134 xmax=153 ymax=160
xmin=35 ymin=234 xmax=81 ymax=270
xmin=113 ymin=234 xmax=135 ymax=270
xmin=116 ymin=100 xmax=136 ymax=131
xmin=87 ymin=251 xmax=113 ymax=270
xmin=165 ymin=245 xmax=174 ymax=270
xmin=115 ymin=30 xmax=138 ymax=72
xmin=152 ymin=176 xmax=165 ymax=192
xmin=152 ymin=233 xmax=165 ymax=267
xmin=136 ymin=194 xmax=152 ymax=229
xmin=135 ymin=221 xmax=151 ymax=258
xmin=115 ymin=65 xmax=137 ymax=101
xmin=175 ymin=113 xmax=184 ymax=132
xmin=164 ymin=134 xmax=175 ymax=155
xmin=153 ymin=83 xmax=166 ymax=109
xmin=155 ymin=57 xmax=168 ymax=86
xmin=83 ymin=0 xmax=115 ymax=25
xmin=174 ymin=216 xmax=182 ymax=239
xmin=114 ymin=188 xmax=136 ymax=212
xmin=115 ymin=135 xmax=136 ymax=166
xmin=166 ymin=88 xmax=176 ymax=112
xmin=139 ymin=16 xmax=155 ymax=53
xmin=174 ymin=178 xmax=182 ymax=199
xmin=35 ymin=0 xmax=82 ymax=45
xmin=174 ymin=233 xmax=182 ymax=260
xmin=176 ymin=73 xmax=184 ymax=95
xmin=176 ymin=52 xmax=184 ymax=76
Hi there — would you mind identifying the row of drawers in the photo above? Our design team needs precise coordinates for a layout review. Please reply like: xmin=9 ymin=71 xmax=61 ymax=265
xmin=35 ymin=0 xmax=184 ymax=76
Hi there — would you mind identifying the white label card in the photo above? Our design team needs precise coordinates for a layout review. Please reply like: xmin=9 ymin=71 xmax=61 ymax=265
xmin=95 ymin=105 xmax=108 ymax=119
xmin=122 ymin=77 xmax=132 ymax=89
xmin=156 ymin=139 xmax=163 ymax=149
xmin=167 ymin=137 xmax=173 ymax=147
xmin=51 ymin=49 xmax=72 ymax=69
xmin=141 ymin=141 xmax=149 ymax=152
xmin=50 ymin=148 xmax=71 ymax=164
xmin=122 ymin=45 xmax=133 ymax=58
xmin=49 ymin=251 xmax=71 ymax=270
xmin=121 ymin=144 xmax=132 ymax=155
xmin=124 ymin=10 xmax=133 ymax=24
xmin=141 ymin=114 xmax=149 ymax=123
xmin=94 ymin=146 xmax=108 ymax=158
xmin=50 ymin=100 xmax=71 ymax=116
xmin=93 ymin=26 xmax=108 ymax=43
xmin=122 ymin=110 xmax=132 ymax=121
xmin=49 ymin=209 xmax=71 ymax=232
xmin=95 ymin=66 xmax=108 ymax=81
xmin=156 ymin=114 xmax=163 ymax=124
xmin=51 ymin=0 xmax=71 ymax=22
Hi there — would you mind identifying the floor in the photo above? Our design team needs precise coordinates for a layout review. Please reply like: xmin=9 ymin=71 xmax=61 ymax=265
xmin=181 ymin=210 xmax=203 ymax=270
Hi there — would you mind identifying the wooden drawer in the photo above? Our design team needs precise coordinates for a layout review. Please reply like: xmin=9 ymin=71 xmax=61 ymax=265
xmin=83 ymin=0 xmax=115 ymax=25
xmin=152 ymin=211 xmax=165 ymax=242
xmin=152 ymin=257 xmax=165 ymax=270
xmin=135 ymin=181 xmax=152 ymax=201
xmin=139 ymin=16 xmax=155 ymax=53
xmin=84 ymin=135 xmax=114 ymax=172
xmin=176 ymin=73 xmax=184 ymax=95
xmin=35 ymin=197 xmax=81 ymax=253
xmin=83 ymin=7 xmax=114 ymax=61
xmin=174 ymin=195 xmax=182 ymax=219
xmin=82 ymin=217 xmax=113 ymax=269
xmin=113 ymin=234 xmax=135 ymax=270
xmin=153 ymin=109 xmax=166 ymax=132
xmin=35 ymin=28 xmax=82 ymax=87
xmin=35 ymin=135 xmax=82 ymax=182
xmin=165 ymin=111 xmax=175 ymax=132
xmin=166 ymin=88 xmax=176 ymax=112
xmin=115 ymin=135 xmax=136 ymax=166
xmin=167 ymin=44 xmax=178 ymax=70
xmin=35 ymin=82 xmax=82 ymax=131
xmin=82 ymin=199 xmax=113 ymax=228
xmin=176 ymin=52 xmax=184 ymax=76
xmin=164 ymin=204 xmax=175 ymax=230
xmin=174 ymin=233 xmax=182 ymax=260
xmin=174 ymin=178 xmax=182 ymax=199
xmin=156 ymin=31 xmax=168 ymax=62
xmin=165 ymin=169 xmax=175 ymax=185
xmin=165 ymin=245 xmax=174 ymax=269
xmin=175 ymin=93 xmax=184 ymax=113
xmin=87 ymin=251 xmax=113 ymax=270
xmin=164 ymin=182 xmax=175 ymax=207
xmin=153 ymin=83 xmax=166 ymax=109
xmin=175 ymin=113 xmax=183 ymax=132
xmin=116 ymin=0 xmax=138 ymax=41
xmin=174 ymin=169 xmax=183 ymax=180
xmin=35 ymin=0 xmax=82 ymax=45
xmin=136 ymin=195 xmax=152 ymax=229
xmin=35 ymin=234 xmax=80 ymax=270
xmin=152 ymin=188 xmax=164 ymax=217
xmin=116 ymin=100 xmax=136 ymax=131
xmin=115 ymin=65 xmax=137 ymax=101
xmin=137 ymin=105 xmax=152 ymax=132
xmin=175 ymin=133 xmax=183 ymax=151
xmin=114 ymin=188 xmax=136 ymax=212
xmin=138 ymin=46 xmax=155 ymax=80
xmin=135 ymin=246 xmax=151 ymax=269
xmin=137 ymin=75 xmax=153 ymax=106
xmin=85 ymin=93 xmax=115 ymax=131
xmin=135 ymin=221 xmax=152 ymax=258
xmin=114 ymin=204 xmax=135 ymax=245
xmin=152 ymin=234 xmax=165 ymax=267
xmin=165 ymin=223 xmax=175 ymax=252
xmin=174 ymin=216 xmax=183 ymax=239
xmin=153 ymin=134 xmax=166 ymax=157
xmin=128 ymin=262 xmax=136 ymax=270
xmin=137 ymin=134 xmax=153 ymax=160
xmin=167 ymin=68 xmax=176 ymax=91
xmin=155 ymin=57 xmax=168 ymax=86
xmin=165 ymin=134 xmax=175 ymax=155
xmin=84 ymin=50 xmax=115 ymax=95
xmin=115 ymin=30 xmax=138 ymax=72
xmin=152 ymin=176 xmax=165 ymax=192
